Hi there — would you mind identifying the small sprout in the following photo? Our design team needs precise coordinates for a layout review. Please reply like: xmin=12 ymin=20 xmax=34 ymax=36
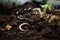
xmin=41 ymin=4 xmax=52 ymax=11
xmin=0 ymin=27 xmax=4 ymax=32
xmin=5 ymin=24 xmax=12 ymax=30
xmin=19 ymin=23 xmax=30 ymax=32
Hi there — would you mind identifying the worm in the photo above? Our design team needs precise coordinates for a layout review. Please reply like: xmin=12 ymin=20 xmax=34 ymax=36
xmin=19 ymin=23 xmax=30 ymax=31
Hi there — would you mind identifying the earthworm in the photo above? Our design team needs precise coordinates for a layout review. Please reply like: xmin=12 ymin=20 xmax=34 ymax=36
xmin=19 ymin=23 xmax=30 ymax=31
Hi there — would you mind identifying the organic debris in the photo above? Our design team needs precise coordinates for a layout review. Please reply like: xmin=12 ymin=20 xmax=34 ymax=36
xmin=5 ymin=24 xmax=12 ymax=30
xmin=0 ymin=27 xmax=4 ymax=32
xmin=49 ymin=15 xmax=60 ymax=23
xmin=0 ymin=2 xmax=60 ymax=40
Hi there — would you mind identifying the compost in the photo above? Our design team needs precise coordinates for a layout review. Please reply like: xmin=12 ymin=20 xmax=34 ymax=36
xmin=0 ymin=2 xmax=60 ymax=40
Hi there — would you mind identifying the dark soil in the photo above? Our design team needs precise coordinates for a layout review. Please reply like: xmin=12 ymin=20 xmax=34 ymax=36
xmin=0 ymin=2 xmax=60 ymax=40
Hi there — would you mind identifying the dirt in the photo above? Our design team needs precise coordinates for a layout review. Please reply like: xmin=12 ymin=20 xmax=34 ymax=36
xmin=0 ymin=2 xmax=60 ymax=40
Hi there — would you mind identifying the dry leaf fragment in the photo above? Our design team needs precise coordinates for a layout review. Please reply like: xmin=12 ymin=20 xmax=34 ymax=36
xmin=5 ymin=24 xmax=12 ymax=30
xmin=49 ymin=15 xmax=60 ymax=23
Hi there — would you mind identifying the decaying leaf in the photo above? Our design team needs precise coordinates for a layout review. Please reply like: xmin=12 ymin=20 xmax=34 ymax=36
xmin=49 ymin=15 xmax=60 ymax=23
xmin=5 ymin=24 xmax=12 ymax=30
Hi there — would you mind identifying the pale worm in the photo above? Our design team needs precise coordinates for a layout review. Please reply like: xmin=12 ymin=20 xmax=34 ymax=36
xmin=19 ymin=23 xmax=30 ymax=31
